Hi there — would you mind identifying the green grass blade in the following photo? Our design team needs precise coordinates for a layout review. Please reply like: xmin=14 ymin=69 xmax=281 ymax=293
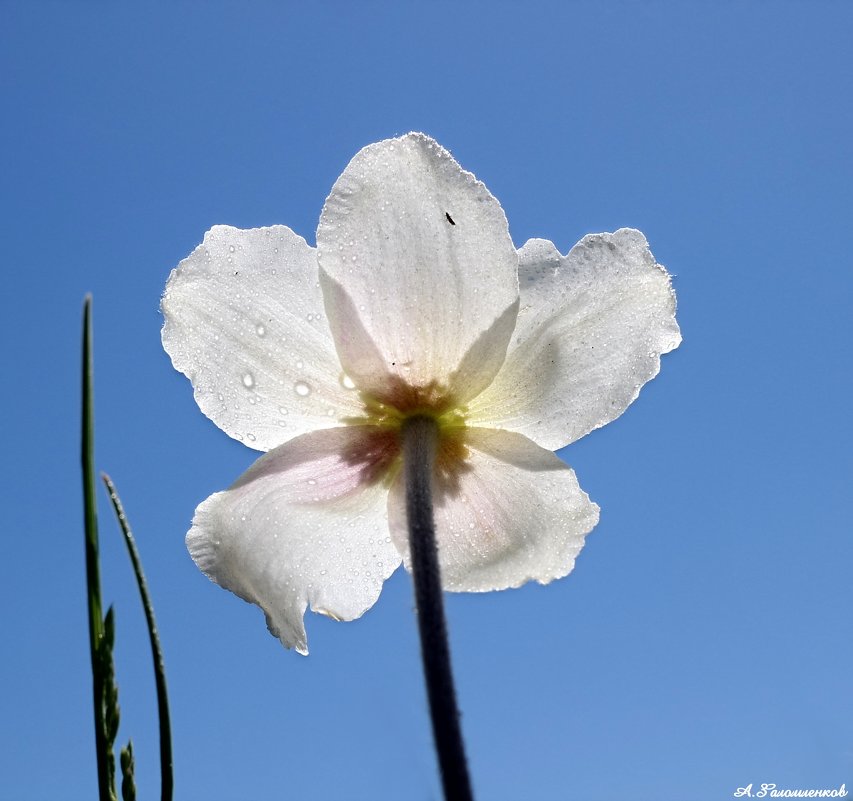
xmin=102 ymin=473 xmax=174 ymax=801
xmin=82 ymin=295 xmax=114 ymax=801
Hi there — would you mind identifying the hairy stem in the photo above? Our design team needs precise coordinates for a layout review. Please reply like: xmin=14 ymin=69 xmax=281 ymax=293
xmin=402 ymin=416 xmax=474 ymax=801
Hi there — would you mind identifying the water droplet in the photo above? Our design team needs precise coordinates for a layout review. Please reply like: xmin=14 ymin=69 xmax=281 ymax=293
xmin=229 ymin=245 xmax=235 ymax=253
xmin=247 ymin=433 xmax=256 ymax=442
xmin=340 ymin=373 xmax=356 ymax=390
xmin=242 ymin=372 xmax=254 ymax=388
xmin=307 ymin=479 xmax=317 ymax=486
xmin=256 ymin=324 xmax=266 ymax=337
xmin=294 ymin=381 xmax=310 ymax=396
xmin=295 ymin=360 xmax=304 ymax=370
xmin=279 ymin=406 xmax=289 ymax=415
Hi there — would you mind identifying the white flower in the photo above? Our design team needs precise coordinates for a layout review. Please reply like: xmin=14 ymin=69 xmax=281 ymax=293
xmin=162 ymin=133 xmax=681 ymax=654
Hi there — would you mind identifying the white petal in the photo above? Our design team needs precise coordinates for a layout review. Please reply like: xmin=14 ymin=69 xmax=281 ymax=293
xmin=162 ymin=225 xmax=365 ymax=452
xmin=387 ymin=427 xmax=599 ymax=591
xmin=317 ymin=133 xmax=519 ymax=405
xmin=186 ymin=426 xmax=402 ymax=654
xmin=467 ymin=229 xmax=681 ymax=450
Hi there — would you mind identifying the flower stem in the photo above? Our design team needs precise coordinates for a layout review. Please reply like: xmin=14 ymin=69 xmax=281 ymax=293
xmin=401 ymin=416 xmax=474 ymax=801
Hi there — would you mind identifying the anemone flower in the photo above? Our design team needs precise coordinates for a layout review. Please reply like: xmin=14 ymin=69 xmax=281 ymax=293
xmin=162 ymin=133 xmax=680 ymax=659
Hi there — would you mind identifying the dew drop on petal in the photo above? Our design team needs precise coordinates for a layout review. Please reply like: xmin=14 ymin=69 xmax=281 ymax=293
xmin=242 ymin=372 xmax=255 ymax=388
xmin=294 ymin=381 xmax=310 ymax=396
xmin=247 ymin=433 xmax=256 ymax=442
xmin=340 ymin=373 xmax=356 ymax=390
xmin=256 ymin=324 xmax=266 ymax=337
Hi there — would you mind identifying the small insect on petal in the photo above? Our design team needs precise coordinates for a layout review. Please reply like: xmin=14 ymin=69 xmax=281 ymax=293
xmin=445 ymin=212 xmax=456 ymax=225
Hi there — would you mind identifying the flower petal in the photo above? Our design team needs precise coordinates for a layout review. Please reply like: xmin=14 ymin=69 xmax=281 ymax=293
xmin=162 ymin=225 xmax=366 ymax=451
xmin=317 ymin=133 xmax=519 ymax=404
xmin=186 ymin=426 xmax=402 ymax=654
xmin=387 ymin=427 xmax=599 ymax=591
xmin=467 ymin=229 xmax=681 ymax=450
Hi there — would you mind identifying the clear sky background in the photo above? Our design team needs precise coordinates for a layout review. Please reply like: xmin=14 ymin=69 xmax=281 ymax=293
xmin=2 ymin=3 xmax=852 ymax=800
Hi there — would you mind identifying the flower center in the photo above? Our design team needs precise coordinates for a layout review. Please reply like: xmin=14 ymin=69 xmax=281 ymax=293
xmin=353 ymin=377 xmax=467 ymax=438
xmin=338 ymin=378 xmax=471 ymax=492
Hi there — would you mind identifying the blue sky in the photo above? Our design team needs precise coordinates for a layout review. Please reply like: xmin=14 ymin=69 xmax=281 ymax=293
xmin=2 ymin=2 xmax=852 ymax=800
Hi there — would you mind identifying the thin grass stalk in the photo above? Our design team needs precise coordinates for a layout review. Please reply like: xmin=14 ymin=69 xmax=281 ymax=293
xmin=81 ymin=295 xmax=113 ymax=801
xmin=102 ymin=473 xmax=174 ymax=801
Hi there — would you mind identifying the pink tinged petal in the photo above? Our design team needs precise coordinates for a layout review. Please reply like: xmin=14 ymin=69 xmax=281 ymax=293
xmin=467 ymin=229 xmax=682 ymax=451
xmin=161 ymin=225 xmax=366 ymax=452
xmin=316 ymin=133 xmax=519 ymax=405
xmin=387 ymin=428 xmax=599 ymax=592
xmin=186 ymin=426 xmax=402 ymax=654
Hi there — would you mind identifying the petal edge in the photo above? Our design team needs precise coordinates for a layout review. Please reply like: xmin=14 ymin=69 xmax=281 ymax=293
xmin=467 ymin=229 xmax=681 ymax=450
